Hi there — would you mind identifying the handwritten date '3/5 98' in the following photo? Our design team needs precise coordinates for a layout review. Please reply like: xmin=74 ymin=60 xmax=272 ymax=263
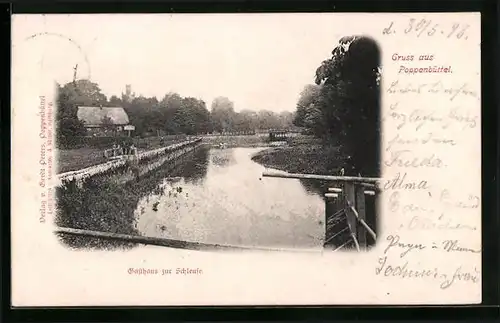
xmin=383 ymin=19 xmax=470 ymax=40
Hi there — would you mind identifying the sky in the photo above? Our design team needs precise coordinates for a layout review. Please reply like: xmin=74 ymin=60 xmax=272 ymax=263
xmin=13 ymin=14 xmax=360 ymax=112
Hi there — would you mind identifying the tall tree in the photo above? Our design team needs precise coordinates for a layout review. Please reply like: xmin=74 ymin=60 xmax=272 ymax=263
xmin=158 ymin=92 xmax=184 ymax=134
xmin=122 ymin=96 xmax=160 ymax=136
xmin=293 ymin=84 xmax=322 ymax=128
xmin=56 ymin=80 xmax=109 ymax=146
xmin=174 ymin=97 xmax=211 ymax=135
xmin=210 ymin=97 xmax=236 ymax=133
xmin=108 ymin=95 xmax=122 ymax=106
xmin=305 ymin=36 xmax=381 ymax=176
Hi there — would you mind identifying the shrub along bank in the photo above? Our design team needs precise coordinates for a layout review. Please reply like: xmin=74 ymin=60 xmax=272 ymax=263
xmin=251 ymin=144 xmax=350 ymax=175
xmin=55 ymin=146 xmax=202 ymax=250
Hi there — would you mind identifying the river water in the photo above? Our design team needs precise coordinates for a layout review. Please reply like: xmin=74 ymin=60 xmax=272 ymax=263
xmin=134 ymin=146 xmax=325 ymax=249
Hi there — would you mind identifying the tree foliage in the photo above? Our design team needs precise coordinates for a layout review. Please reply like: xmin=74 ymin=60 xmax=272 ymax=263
xmin=210 ymin=97 xmax=294 ymax=133
xmin=293 ymin=84 xmax=325 ymax=136
xmin=210 ymin=96 xmax=236 ymax=133
xmin=56 ymin=80 xmax=296 ymax=145
xmin=294 ymin=36 xmax=381 ymax=176
xmin=56 ymin=80 xmax=104 ymax=146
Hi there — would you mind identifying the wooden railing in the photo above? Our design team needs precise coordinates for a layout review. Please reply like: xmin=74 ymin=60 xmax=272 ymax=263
xmin=103 ymin=146 xmax=138 ymax=159
xmin=56 ymin=138 xmax=202 ymax=187
xmin=262 ymin=171 xmax=379 ymax=251
xmin=324 ymin=183 xmax=378 ymax=251
xmin=54 ymin=227 xmax=321 ymax=253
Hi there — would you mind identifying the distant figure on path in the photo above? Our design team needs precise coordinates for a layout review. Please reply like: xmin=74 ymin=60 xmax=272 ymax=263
xmin=130 ymin=144 xmax=137 ymax=156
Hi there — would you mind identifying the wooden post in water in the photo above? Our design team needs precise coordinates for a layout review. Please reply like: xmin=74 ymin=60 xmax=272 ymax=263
xmin=324 ymin=189 xmax=350 ymax=248
xmin=261 ymin=171 xmax=378 ymax=250
xmin=344 ymin=182 xmax=357 ymax=239
xmin=355 ymin=185 xmax=367 ymax=249
xmin=328 ymin=187 xmax=343 ymax=215
xmin=324 ymin=193 xmax=338 ymax=248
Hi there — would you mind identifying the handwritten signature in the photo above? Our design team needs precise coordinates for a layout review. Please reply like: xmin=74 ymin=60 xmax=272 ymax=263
xmin=388 ymin=189 xmax=480 ymax=214
xmin=375 ymin=256 xmax=480 ymax=289
xmin=405 ymin=214 xmax=478 ymax=232
xmin=384 ymin=234 xmax=481 ymax=258
xmin=386 ymin=80 xmax=479 ymax=102
xmin=384 ymin=150 xmax=444 ymax=168
xmin=385 ymin=102 xmax=478 ymax=131
xmin=385 ymin=133 xmax=457 ymax=152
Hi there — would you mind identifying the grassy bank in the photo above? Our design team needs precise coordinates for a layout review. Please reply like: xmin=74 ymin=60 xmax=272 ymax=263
xmin=55 ymin=147 xmax=204 ymax=250
xmin=57 ymin=137 xmax=187 ymax=174
xmin=57 ymin=148 xmax=108 ymax=174
xmin=251 ymin=143 xmax=349 ymax=175
xmin=55 ymin=178 xmax=142 ymax=250
xmin=201 ymin=134 xmax=268 ymax=148
xmin=200 ymin=133 xmax=320 ymax=148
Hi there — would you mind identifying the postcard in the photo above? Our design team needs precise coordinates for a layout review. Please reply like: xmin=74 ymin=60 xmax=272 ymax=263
xmin=11 ymin=12 xmax=481 ymax=306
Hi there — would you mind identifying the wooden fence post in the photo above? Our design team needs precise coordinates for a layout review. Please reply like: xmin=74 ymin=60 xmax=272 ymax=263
xmin=355 ymin=185 xmax=367 ymax=249
xmin=328 ymin=187 xmax=343 ymax=214
xmin=344 ymin=182 xmax=357 ymax=238
xmin=324 ymin=194 xmax=332 ymax=241
xmin=324 ymin=193 xmax=339 ymax=247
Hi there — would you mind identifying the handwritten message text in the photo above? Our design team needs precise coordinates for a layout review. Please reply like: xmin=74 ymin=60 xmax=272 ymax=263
xmin=377 ymin=17 xmax=481 ymax=293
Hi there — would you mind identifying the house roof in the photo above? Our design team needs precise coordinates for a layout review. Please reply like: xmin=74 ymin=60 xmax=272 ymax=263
xmin=77 ymin=106 xmax=130 ymax=126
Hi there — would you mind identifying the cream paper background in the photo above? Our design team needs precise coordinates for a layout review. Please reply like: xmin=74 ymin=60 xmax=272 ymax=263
xmin=11 ymin=13 xmax=481 ymax=306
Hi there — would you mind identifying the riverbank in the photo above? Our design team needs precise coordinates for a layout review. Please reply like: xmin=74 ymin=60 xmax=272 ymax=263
xmin=200 ymin=133 xmax=319 ymax=148
xmin=56 ymin=139 xmax=201 ymax=186
xmin=201 ymin=134 xmax=268 ymax=148
xmin=57 ymin=137 xmax=186 ymax=174
xmin=55 ymin=146 xmax=205 ymax=250
xmin=251 ymin=143 xmax=349 ymax=175
xmin=56 ymin=146 xmax=327 ymax=250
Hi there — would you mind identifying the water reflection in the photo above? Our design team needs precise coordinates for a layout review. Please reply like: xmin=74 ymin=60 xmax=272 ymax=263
xmin=135 ymin=147 xmax=325 ymax=249
xmin=168 ymin=145 xmax=210 ymax=185
xmin=299 ymin=179 xmax=328 ymax=196
xmin=210 ymin=148 xmax=237 ymax=167
xmin=55 ymin=146 xmax=209 ymax=250
xmin=56 ymin=146 xmax=330 ymax=250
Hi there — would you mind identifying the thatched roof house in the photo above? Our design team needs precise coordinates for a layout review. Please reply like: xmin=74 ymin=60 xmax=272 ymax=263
xmin=77 ymin=106 xmax=129 ymax=128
